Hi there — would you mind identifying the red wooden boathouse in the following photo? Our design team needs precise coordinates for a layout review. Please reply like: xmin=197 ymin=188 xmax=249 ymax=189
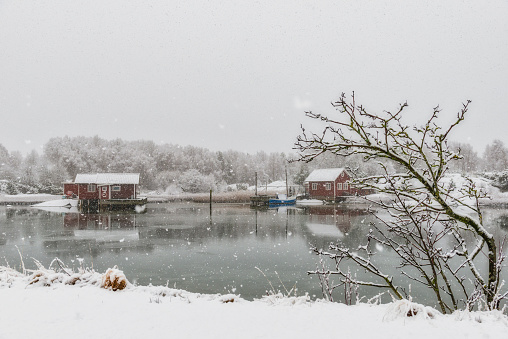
xmin=304 ymin=168 xmax=370 ymax=201
xmin=63 ymin=173 xmax=146 ymax=212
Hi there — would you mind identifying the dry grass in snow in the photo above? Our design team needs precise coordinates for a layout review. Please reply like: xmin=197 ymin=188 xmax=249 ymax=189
xmin=101 ymin=266 xmax=128 ymax=291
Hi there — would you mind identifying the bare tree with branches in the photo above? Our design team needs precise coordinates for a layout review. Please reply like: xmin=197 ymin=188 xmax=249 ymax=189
xmin=296 ymin=92 xmax=506 ymax=312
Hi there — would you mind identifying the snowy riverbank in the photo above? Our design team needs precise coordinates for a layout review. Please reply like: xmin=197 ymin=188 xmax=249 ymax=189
xmin=0 ymin=194 xmax=62 ymax=205
xmin=0 ymin=265 xmax=507 ymax=339
xmin=3 ymin=173 xmax=508 ymax=207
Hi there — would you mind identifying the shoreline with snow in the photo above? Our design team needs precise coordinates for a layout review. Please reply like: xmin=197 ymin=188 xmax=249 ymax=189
xmin=5 ymin=194 xmax=508 ymax=209
xmin=2 ymin=173 xmax=508 ymax=207
xmin=0 ymin=264 xmax=507 ymax=339
xmin=0 ymin=194 xmax=62 ymax=205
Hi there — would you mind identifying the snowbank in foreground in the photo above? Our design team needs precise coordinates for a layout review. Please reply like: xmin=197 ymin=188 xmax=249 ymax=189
xmin=0 ymin=265 xmax=506 ymax=339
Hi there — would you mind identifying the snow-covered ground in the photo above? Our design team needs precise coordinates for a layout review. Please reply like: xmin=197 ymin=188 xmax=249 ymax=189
xmin=0 ymin=264 xmax=506 ymax=339
xmin=2 ymin=174 xmax=508 ymax=207
xmin=1 ymin=175 xmax=508 ymax=338
xmin=0 ymin=194 xmax=61 ymax=204
xmin=344 ymin=174 xmax=508 ymax=207
xmin=32 ymin=199 xmax=78 ymax=208
xmin=296 ymin=199 xmax=324 ymax=205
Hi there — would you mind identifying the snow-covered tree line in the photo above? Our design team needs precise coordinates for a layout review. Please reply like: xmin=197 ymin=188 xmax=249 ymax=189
xmin=0 ymin=136 xmax=293 ymax=194
xmin=0 ymin=136 xmax=507 ymax=194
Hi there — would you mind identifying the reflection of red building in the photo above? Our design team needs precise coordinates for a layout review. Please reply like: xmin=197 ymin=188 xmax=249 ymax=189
xmin=304 ymin=168 xmax=371 ymax=201
xmin=306 ymin=206 xmax=368 ymax=234
xmin=64 ymin=213 xmax=136 ymax=229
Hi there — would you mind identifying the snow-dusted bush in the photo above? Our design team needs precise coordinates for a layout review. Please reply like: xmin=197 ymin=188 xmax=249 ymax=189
xmin=25 ymin=259 xmax=102 ymax=287
xmin=383 ymin=299 xmax=440 ymax=321
xmin=258 ymin=293 xmax=311 ymax=306
xmin=178 ymin=169 xmax=217 ymax=193
xmin=226 ymin=183 xmax=249 ymax=192
xmin=217 ymin=294 xmax=241 ymax=303
xmin=0 ymin=258 xmax=132 ymax=292
xmin=0 ymin=266 xmax=25 ymax=287
xmin=101 ymin=266 xmax=129 ymax=291
xmin=154 ymin=170 xmax=181 ymax=192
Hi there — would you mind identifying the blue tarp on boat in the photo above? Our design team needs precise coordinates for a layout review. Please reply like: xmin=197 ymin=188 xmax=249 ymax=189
xmin=268 ymin=194 xmax=296 ymax=206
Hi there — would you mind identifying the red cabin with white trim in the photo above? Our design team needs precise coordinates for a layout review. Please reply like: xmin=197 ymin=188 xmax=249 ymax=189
xmin=63 ymin=173 xmax=140 ymax=200
xmin=304 ymin=168 xmax=369 ymax=200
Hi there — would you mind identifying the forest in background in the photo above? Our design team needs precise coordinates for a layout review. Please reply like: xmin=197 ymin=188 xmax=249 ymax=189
xmin=0 ymin=136 xmax=508 ymax=195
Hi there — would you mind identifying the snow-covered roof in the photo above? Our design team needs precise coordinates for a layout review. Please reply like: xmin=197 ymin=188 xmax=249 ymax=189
xmin=304 ymin=168 xmax=346 ymax=182
xmin=74 ymin=173 xmax=140 ymax=185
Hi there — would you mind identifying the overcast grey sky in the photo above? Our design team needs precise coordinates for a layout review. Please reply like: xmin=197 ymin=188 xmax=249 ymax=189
xmin=0 ymin=1 xmax=506 ymax=155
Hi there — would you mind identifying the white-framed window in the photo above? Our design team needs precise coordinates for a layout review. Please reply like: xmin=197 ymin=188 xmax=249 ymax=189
xmin=112 ymin=185 xmax=121 ymax=191
xmin=325 ymin=183 xmax=331 ymax=190
xmin=312 ymin=183 xmax=317 ymax=190
xmin=88 ymin=184 xmax=96 ymax=192
xmin=343 ymin=181 xmax=348 ymax=190
xmin=337 ymin=183 xmax=343 ymax=190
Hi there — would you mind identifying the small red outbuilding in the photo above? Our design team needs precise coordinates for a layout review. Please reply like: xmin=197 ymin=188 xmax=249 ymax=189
xmin=63 ymin=173 xmax=140 ymax=201
xmin=304 ymin=168 xmax=369 ymax=201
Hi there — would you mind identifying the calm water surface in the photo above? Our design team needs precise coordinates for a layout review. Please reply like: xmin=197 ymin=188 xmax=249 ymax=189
xmin=1 ymin=202 xmax=507 ymax=304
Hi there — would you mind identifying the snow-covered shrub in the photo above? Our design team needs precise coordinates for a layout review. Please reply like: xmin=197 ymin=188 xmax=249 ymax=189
xmin=217 ymin=294 xmax=241 ymax=303
xmin=178 ymin=169 xmax=217 ymax=193
xmin=34 ymin=182 xmax=62 ymax=195
xmin=0 ymin=266 xmax=25 ymax=287
xmin=28 ymin=270 xmax=61 ymax=287
xmin=226 ymin=183 xmax=249 ymax=192
xmin=3 ymin=259 xmax=125 ymax=291
xmin=453 ymin=309 xmax=508 ymax=325
xmin=254 ymin=267 xmax=308 ymax=306
xmin=0 ymin=181 xmax=21 ymax=195
xmin=0 ymin=180 xmax=8 ymax=194
xmin=383 ymin=299 xmax=440 ymax=321
xmin=101 ymin=266 xmax=129 ymax=291
xmin=25 ymin=259 xmax=102 ymax=287
xmin=154 ymin=170 xmax=181 ymax=192
xmin=258 ymin=293 xmax=311 ymax=306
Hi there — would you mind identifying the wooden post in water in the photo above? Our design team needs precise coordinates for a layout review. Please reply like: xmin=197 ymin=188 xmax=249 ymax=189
xmin=209 ymin=189 xmax=212 ymax=217
xmin=285 ymin=207 xmax=289 ymax=239
xmin=255 ymin=172 xmax=258 ymax=196
xmin=255 ymin=208 xmax=258 ymax=235
xmin=285 ymin=167 xmax=289 ymax=197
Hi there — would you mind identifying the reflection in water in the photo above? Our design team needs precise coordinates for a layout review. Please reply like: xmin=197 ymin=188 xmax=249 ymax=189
xmin=305 ymin=206 xmax=369 ymax=235
xmin=301 ymin=206 xmax=370 ymax=251
xmin=0 ymin=203 xmax=506 ymax=303
xmin=64 ymin=213 xmax=137 ymax=229
xmin=495 ymin=214 xmax=508 ymax=230
xmin=42 ymin=213 xmax=153 ymax=259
